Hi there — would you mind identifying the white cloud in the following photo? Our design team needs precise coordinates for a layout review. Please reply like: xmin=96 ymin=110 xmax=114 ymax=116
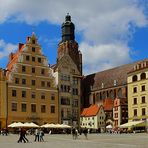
xmin=80 ymin=42 xmax=132 ymax=74
xmin=0 ymin=0 xmax=147 ymax=74
xmin=0 ymin=39 xmax=17 ymax=58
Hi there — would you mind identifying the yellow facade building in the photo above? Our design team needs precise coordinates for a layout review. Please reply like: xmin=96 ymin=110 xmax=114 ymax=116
xmin=0 ymin=68 xmax=7 ymax=129
xmin=5 ymin=33 xmax=58 ymax=126
xmin=127 ymin=60 xmax=148 ymax=129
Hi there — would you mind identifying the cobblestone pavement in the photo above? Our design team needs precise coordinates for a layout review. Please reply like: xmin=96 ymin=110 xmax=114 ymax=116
xmin=0 ymin=133 xmax=148 ymax=148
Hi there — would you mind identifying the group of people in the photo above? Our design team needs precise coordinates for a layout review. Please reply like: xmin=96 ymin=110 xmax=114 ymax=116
xmin=17 ymin=128 xmax=44 ymax=143
xmin=72 ymin=127 xmax=88 ymax=140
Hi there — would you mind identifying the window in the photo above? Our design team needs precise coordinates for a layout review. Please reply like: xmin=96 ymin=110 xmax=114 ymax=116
xmin=73 ymin=77 xmax=78 ymax=84
xmin=32 ymin=47 xmax=35 ymax=52
xmin=22 ymin=91 xmax=26 ymax=98
xmin=15 ymin=78 xmax=19 ymax=84
xmin=141 ymin=85 xmax=145 ymax=91
xmin=41 ymin=93 xmax=45 ymax=99
xmin=22 ymin=78 xmax=26 ymax=85
xmin=51 ymin=105 xmax=55 ymax=113
xmin=73 ymin=88 xmax=78 ymax=95
xmin=142 ymin=108 xmax=146 ymax=116
xmin=22 ymin=66 xmax=26 ymax=72
xmin=26 ymin=55 xmax=30 ymax=61
xmin=12 ymin=90 xmax=16 ymax=97
xmin=32 ymin=80 xmax=35 ymax=86
xmin=47 ymin=82 xmax=50 ymax=87
xmin=41 ymin=81 xmax=45 ymax=87
xmin=41 ymin=69 xmax=45 ymax=75
xmin=142 ymin=96 xmax=145 ymax=103
xmin=41 ymin=105 xmax=46 ymax=113
xmin=133 ymin=98 xmax=137 ymax=105
xmin=141 ymin=73 xmax=146 ymax=80
xmin=73 ymin=99 xmax=78 ymax=107
xmin=32 ymin=40 xmax=35 ymax=44
xmin=134 ymin=109 xmax=137 ymax=116
xmin=132 ymin=75 xmax=137 ymax=82
xmin=32 ymin=57 xmax=35 ymax=62
xmin=12 ymin=103 xmax=17 ymax=111
xmin=133 ymin=87 xmax=137 ymax=93
xmin=21 ymin=104 xmax=26 ymax=112
xmin=32 ymin=67 xmax=35 ymax=73
xmin=51 ymin=94 xmax=55 ymax=100
xmin=31 ymin=92 xmax=36 ymax=99
xmin=38 ymin=58 xmax=41 ymax=63
xmin=31 ymin=104 xmax=36 ymax=113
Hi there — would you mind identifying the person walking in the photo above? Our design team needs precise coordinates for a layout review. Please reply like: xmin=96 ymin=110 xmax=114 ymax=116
xmin=72 ymin=127 xmax=76 ymax=140
xmin=39 ymin=129 xmax=44 ymax=142
xmin=34 ymin=128 xmax=39 ymax=142
xmin=17 ymin=128 xmax=28 ymax=143
xmin=83 ymin=127 xmax=88 ymax=139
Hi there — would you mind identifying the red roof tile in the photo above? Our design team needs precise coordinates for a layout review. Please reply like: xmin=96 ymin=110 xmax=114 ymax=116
xmin=103 ymin=98 xmax=114 ymax=111
xmin=81 ymin=104 xmax=102 ymax=117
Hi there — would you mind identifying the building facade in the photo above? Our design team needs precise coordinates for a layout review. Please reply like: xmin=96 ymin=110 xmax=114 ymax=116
xmin=113 ymin=98 xmax=128 ymax=128
xmin=127 ymin=60 xmax=148 ymax=130
xmin=80 ymin=104 xmax=105 ymax=132
xmin=0 ymin=68 xmax=7 ymax=129
xmin=53 ymin=14 xmax=82 ymax=126
xmin=5 ymin=33 xmax=58 ymax=126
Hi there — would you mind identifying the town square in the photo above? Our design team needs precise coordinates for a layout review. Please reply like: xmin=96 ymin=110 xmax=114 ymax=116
xmin=1 ymin=1 xmax=148 ymax=147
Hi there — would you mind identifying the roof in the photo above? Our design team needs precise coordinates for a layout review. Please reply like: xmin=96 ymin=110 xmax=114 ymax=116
xmin=81 ymin=104 xmax=101 ymax=117
xmin=103 ymin=98 xmax=114 ymax=111
xmin=83 ymin=59 xmax=148 ymax=91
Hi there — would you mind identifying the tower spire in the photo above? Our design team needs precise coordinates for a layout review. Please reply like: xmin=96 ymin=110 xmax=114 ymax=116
xmin=61 ymin=13 xmax=75 ymax=42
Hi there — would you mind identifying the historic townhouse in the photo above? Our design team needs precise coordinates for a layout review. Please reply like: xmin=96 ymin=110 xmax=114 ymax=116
xmin=52 ymin=14 xmax=82 ymax=126
xmin=80 ymin=104 xmax=105 ymax=132
xmin=113 ymin=98 xmax=128 ymax=128
xmin=5 ymin=33 xmax=58 ymax=126
xmin=127 ymin=60 xmax=148 ymax=130
xmin=0 ymin=68 xmax=7 ymax=129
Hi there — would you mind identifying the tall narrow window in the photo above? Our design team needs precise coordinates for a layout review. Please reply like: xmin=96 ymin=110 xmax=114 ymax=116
xmin=22 ymin=78 xmax=26 ymax=85
xmin=134 ymin=109 xmax=137 ymax=116
xmin=133 ymin=87 xmax=137 ymax=93
xmin=51 ymin=105 xmax=55 ymax=113
xmin=32 ymin=80 xmax=35 ymax=86
xmin=141 ymin=73 xmax=146 ymax=80
xmin=133 ymin=98 xmax=137 ymax=105
xmin=31 ymin=104 xmax=36 ymax=113
xmin=12 ymin=90 xmax=16 ymax=97
xmin=12 ymin=103 xmax=17 ymax=111
xmin=142 ymin=96 xmax=145 ymax=103
xmin=41 ymin=105 xmax=46 ymax=113
xmin=142 ymin=108 xmax=146 ymax=116
xmin=32 ymin=47 xmax=35 ymax=52
xmin=141 ymin=85 xmax=145 ymax=91
xmin=21 ymin=104 xmax=27 ymax=112
xmin=22 ymin=66 xmax=26 ymax=72
xmin=15 ymin=78 xmax=19 ymax=84
xmin=32 ymin=67 xmax=35 ymax=73
xmin=22 ymin=91 xmax=26 ymax=98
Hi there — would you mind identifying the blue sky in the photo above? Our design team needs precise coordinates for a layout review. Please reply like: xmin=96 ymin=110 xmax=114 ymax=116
xmin=0 ymin=0 xmax=148 ymax=74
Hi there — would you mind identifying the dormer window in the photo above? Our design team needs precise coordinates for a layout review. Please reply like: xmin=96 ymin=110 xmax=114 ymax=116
xmin=32 ymin=40 xmax=35 ymax=44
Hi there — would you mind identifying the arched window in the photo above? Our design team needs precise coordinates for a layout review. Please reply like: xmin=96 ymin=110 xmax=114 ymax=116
xmin=110 ymin=90 xmax=114 ymax=99
xmin=132 ymin=75 xmax=137 ymax=82
xmin=117 ymin=88 xmax=122 ymax=98
xmin=140 ymin=73 xmax=146 ymax=80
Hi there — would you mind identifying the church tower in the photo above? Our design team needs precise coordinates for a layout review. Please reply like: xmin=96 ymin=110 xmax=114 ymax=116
xmin=55 ymin=14 xmax=82 ymax=126
xmin=58 ymin=13 xmax=82 ymax=74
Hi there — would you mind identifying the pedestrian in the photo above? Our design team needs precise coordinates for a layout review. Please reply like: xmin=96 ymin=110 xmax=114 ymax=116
xmin=72 ymin=127 xmax=76 ymax=140
xmin=39 ymin=129 xmax=44 ymax=142
xmin=34 ymin=128 xmax=39 ymax=142
xmin=17 ymin=128 xmax=29 ymax=143
xmin=83 ymin=127 xmax=88 ymax=139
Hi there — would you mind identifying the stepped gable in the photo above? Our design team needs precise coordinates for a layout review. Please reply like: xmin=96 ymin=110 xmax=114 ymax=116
xmin=81 ymin=104 xmax=101 ymax=117
xmin=6 ymin=43 xmax=25 ymax=73
xmin=83 ymin=60 xmax=148 ymax=91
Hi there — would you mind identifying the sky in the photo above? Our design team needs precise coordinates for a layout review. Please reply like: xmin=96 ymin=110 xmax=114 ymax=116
xmin=0 ymin=0 xmax=148 ymax=75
